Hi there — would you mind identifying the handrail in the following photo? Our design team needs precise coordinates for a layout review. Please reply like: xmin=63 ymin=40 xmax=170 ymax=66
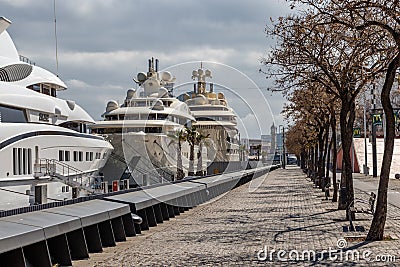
xmin=35 ymin=158 xmax=102 ymax=194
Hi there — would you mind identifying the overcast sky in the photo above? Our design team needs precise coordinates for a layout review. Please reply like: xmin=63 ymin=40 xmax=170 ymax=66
xmin=1 ymin=0 xmax=292 ymax=139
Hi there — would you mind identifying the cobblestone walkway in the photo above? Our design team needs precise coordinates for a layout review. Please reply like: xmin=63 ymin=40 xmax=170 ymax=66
xmin=75 ymin=167 xmax=399 ymax=266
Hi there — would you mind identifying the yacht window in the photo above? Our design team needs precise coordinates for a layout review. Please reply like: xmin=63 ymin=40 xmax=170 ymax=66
xmin=92 ymin=128 xmax=103 ymax=134
xmin=107 ymin=115 xmax=118 ymax=121
xmin=103 ymin=128 xmax=122 ymax=134
xmin=12 ymin=148 xmax=31 ymax=175
xmin=73 ymin=151 xmax=78 ymax=161
xmin=51 ymin=88 xmax=57 ymax=97
xmin=42 ymin=87 xmax=50 ymax=96
xmin=86 ymin=152 xmax=94 ymax=161
xmin=103 ymin=152 xmax=107 ymax=159
xmin=197 ymin=117 xmax=213 ymax=121
xmin=65 ymin=151 xmax=70 ymax=161
xmin=0 ymin=105 xmax=27 ymax=123
xmin=145 ymin=127 xmax=162 ymax=133
xmin=66 ymin=186 xmax=69 ymax=192
xmin=157 ymin=114 xmax=168 ymax=120
xmin=28 ymin=84 xmax=41 ymax=93
xmin=13 ymin=148 xmax=18 ymax=175
xmin=18 ymin=148 xmax=22 ymax=175
xmin=163 ymin=101 xmax=172 ymax=107
xmin=147 ymin=114 xmax=156 ymax=120
xmin=79 ymin=151 xmax=83 ymax=162
xmin=22 ymin=148 xmax=27 ymax=175
xmin=60 ymin=122 xmax=80 ymax=132
xmin=80 ymin=123 xmax=87 ymax=133
xmin=134 ymin=101 xmax=147 ymax=107
xmin=126 ymin=114 xmax=139 ymax=120
xmin=59 ymin=150 xmax=64 ymax=161
xmin=27 ymin=148 xmax=32 ymax=174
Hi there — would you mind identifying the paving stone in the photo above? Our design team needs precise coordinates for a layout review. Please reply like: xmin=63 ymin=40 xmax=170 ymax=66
xmin=74 ymin=166 xmax=400 ymax=266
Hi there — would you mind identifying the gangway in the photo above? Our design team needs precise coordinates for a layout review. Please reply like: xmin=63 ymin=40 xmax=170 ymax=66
xmin=33 ymin=159 xmax=101 ymax=194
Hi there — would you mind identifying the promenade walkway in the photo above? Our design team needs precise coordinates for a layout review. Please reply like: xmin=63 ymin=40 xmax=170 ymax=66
xmin=75 ymin=167 xmax=399 ymax=266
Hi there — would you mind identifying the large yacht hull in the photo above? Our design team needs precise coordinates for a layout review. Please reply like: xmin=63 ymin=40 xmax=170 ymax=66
xmin=101 ymin=132 xmax=204 ymax=185
xmin=196 ymin=125 xmax=239 ymax=162
xmin=0 ymin=180 xmax=79 ymax=211
xmin=0 ymin=123 xmax=113 ymax=210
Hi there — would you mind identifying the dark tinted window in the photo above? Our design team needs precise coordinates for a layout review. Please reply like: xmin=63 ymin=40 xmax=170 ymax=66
xmin=0 ymin=105 xmax=27 ymax=123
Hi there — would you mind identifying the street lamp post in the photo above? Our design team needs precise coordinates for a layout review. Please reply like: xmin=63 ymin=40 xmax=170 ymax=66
xmin=371 ymin=83 xmax=378 ymax=177
xmin=363 ymin=90 xmax=368 ymax=175
xmin=372 ymin=118 xmax=378 ymax=176
xmin=279 ymin=125 xmax=286 ymax=169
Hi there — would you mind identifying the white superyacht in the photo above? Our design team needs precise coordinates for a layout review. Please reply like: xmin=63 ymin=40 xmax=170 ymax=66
xmin=177 ymin=66 xmax=240 ymax=162
xmin=91 ymin=58 xmax=203 ymax=185
xmin=0 ymin=17 xmax=113 ymax=210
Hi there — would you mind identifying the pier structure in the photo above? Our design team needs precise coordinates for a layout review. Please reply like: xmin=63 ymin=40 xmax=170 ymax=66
xmin=0 ymin=165 xmax=278 ymax=266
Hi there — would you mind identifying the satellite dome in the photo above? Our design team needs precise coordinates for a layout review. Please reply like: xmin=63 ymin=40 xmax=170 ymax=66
xmin=194 ymin=94 xmax=207 ymax=105
xmin=158 ymin=87 xmax=169 ymax=98
xmin=152 ymin=99 xmax=164 ymax=110
xmin=106 ymin=100 xmax=119 ymax=112
xmin=161 ymin=71 xmax=172 ymax=82
xmin=137 ymin=72 xmax=147 ymax=83
xmin=126 ymin=88 xmax=137 ymax=99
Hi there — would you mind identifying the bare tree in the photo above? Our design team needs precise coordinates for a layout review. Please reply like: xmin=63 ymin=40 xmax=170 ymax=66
xmin=262 ymin=10 xmax=388 ymax=211
xmin=289 ymin=0 xmax=400 ymax=243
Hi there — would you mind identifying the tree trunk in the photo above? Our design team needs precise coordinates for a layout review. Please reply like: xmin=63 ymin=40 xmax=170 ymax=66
xmin=318 ymin=129 xmax=325 ymax=188
xmin=196 ymin=142 xmax=203 ymax=176
xmin=331 ymin=108 xmax=338 ymax=202
xmin=366 ymin=55 xmax=400 ymax=241
xmin=338 ymin=97 xmax=356 ymax=210
xmin=314 ymin=145 xmax=318 ymax=174
xmin=300 ymin=149 xmax=306 ymax=169
xmin=188 ymin=143 xmax=195 ymax=176
xmin=326 ymin=130 xmax=332 ymax=180
xmin=177 ymin=141 xmax=184 ymax=180
xmin=321 ymin=125 xmax=330 ymax=190
xmin=309 ymin=146 xmax=314 ymax=178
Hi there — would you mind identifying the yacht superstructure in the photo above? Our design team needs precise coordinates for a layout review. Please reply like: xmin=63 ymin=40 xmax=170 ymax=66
xmin=0 ymin=17 xmax=113 ymax=210
xmin=91 ymin=58 xmax=202 ymax=185
xmin=178 ymin=66 xmax=240 ymax=162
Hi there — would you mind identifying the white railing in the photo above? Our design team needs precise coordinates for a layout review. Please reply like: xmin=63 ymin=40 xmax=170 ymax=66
xmin=34 ymin=159 xmax=101 ymax=193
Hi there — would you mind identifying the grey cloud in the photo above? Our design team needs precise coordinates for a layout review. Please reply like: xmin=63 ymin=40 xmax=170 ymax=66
xmin=1 ymin=0 xmax=290 ymax=137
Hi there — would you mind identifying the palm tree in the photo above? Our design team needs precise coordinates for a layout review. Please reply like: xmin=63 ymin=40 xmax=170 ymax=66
xmin=185 ymin=125 xmax=198 ymax=176
xmin=168 ymin=129 xmax=187 ymax=180
xmin=195 ymin=131 xmax=210 ymax=176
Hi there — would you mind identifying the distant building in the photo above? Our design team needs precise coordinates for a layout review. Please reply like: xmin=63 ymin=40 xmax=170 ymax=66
xmin=270 ymin=124 xmax=277 ymax=153
xmin=276 ymin=133 xmax=283 ymax=153
xmin=261 ymin=134 xmax=271 ymax=153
